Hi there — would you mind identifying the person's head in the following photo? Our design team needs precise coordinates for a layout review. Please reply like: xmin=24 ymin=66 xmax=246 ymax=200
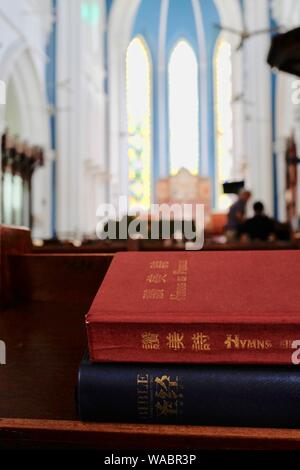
xmin=253 ymin=201 xmax=264 ymax=215
xmin=239 ymin=189 xmax=252 ymax=202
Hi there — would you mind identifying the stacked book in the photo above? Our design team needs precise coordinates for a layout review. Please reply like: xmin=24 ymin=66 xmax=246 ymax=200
xmin=77 ymin=251 xmax=300 ymax=428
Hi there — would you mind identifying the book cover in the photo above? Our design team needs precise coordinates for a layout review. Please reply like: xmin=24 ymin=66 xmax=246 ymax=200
xmin=86 ymin=251 xmax=300 ymax=364
xmin=78 ymin=354 xmax=300 ymax=428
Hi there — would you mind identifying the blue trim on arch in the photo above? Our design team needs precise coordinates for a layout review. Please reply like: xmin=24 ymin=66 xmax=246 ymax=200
xmin=271 ymin=72 xmax=278 ymax=218
xmin=132 ymin=0 xmax=161 ymax=54
xmin=199 ymin=0 xmax=220 ymax=208
xmin=103 ymin=0 xmax=110 ymax=97
xmin=127 ymin=0 xmax=221 ymax=207
xmin=166 ymin=0 xmax=198 ymax=58
xmin=46 ymin=0 xmax=57 ymax=237
xmin=270 ymin=10 xmax=278 ymax=218
xmin=46 ymin=0 xmax=57 ymax=151
xmin=106 ymin=0 xmax=114 ymax=16
xmin=103 ymin=1 xmax=110 ymax=204
xmin=131 ymin=0 xmax=162 ymax=198
xmin=239 ymin=0 xmax=245 ymax=13
xmin=165 ymin=0 xmax=198 ymax=182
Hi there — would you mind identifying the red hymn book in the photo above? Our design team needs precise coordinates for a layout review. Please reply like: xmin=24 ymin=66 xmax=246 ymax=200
xmin=86 ymin=251 xmax=300 ymax=364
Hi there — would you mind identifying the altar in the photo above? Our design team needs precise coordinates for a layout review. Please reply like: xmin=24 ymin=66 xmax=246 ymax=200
xmin=156 ymin=168 xmax=212 ymax=223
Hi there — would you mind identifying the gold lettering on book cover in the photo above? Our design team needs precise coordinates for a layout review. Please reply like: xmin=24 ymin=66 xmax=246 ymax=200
xmin=143 ymin=260 xmax=169 ymax=300
xmin=146 ymin=273 xmax=167 ymax=284
xmin=143 ymin=289 xmax=165 ymax=300
xmin=224 ymin=334 xmax=273 ymax=350
xmin=280 ymin=339 xmax=293 ymax=349
xmin=166 ymin=332 xmax=185 ymax=350
xmin=170 ymin=260 xmax=188 ymax=301
xmin=137 ymin=374 xmax=183 ymax=420
xmin=192 ymin=332 xmax=211 ymax=351
xmin=141 ymin=332 xmax=160 ymax=350
xmin=150 ymin=260 xmax=169 ymax=269
xmin=173 ymin=261 xmax=188 ymax=276
xmin=143 ymin=259 xmax=188 ymax=301
xmin=154 ymin=375 xmax=183 ymax=418
xmin=137 ymin=374 xmax=151 ymax=420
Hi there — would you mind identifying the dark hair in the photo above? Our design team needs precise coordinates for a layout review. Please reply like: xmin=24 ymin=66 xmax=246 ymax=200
xmin=253 ymin=201 xmax=264 ymax=213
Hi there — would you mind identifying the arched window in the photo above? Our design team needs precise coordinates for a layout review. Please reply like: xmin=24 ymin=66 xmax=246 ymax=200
xmin=168 ymin=40 xmax=199 ymax=175
xmin=126 ymin=36 xmax=152 ymax=209
xmin=214 ymin=39 xmax=234 ymax=210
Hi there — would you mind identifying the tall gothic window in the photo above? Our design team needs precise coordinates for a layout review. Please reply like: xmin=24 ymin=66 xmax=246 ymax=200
xmin=168 ymin=40 xmax=199 ymax=175
xmin=214 ymin=39 xmax=234 ymax=210
xmin=126 ymin=36 xmax=152 ymax=209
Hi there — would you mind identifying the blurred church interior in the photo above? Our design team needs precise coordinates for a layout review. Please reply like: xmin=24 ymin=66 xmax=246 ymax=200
xmin=1 ymin=0 xmax=300 ymax=250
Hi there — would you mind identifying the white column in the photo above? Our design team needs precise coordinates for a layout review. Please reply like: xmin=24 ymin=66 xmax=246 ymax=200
xmin=0 ymin=1 xmax=52 ymax=237
xmin=271 ymin=0 xmax=300 ymax=224
xmin=275 ymin=73 xmax=294 ymax=222
xmin=108 ymin=0 xmax=141 ymax=207
xmin=158 ymin=0 xmax=169 ymax=178
xmin=56 ymin=0 xmax=75 ymax=238
xmin=293 ymin=103 xmax=300 ymax=229
xmin=56 ymin=0 xmax=107 ymax=238
xmin=244 ymin=0 xmax=273 ymax=214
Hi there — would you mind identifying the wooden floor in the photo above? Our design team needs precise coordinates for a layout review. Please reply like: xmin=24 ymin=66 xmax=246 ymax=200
xmin=2 ymin=226 xmax=300 ymax=450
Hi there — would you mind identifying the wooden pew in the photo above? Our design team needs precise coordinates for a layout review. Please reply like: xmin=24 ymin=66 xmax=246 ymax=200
xmin=137 ymin=239 xmax=300 ymax=251
xmin=31 ymin=239 xmax=300 ymax=254
xmin=0 ymin=225 xmax=31 ymax=306
xmin=1 ymin=226 xmax=300 ymax=450
xmin=32 ymin=240 xmax=128 ymax=254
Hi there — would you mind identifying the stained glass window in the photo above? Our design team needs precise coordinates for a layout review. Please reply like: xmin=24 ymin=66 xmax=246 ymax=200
xmin=126 ymin=36 xmax=152 ymax=210
xmin=168 ymin=40 xmax=199 ymax=175
xmin=214 ymin=39 xmax=234 ymax=210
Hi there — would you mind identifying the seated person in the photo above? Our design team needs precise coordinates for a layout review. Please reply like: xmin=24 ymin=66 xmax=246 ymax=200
xmin=239 ymin=201 xmax=276 ymax=242
xmin=226 ymin=190 xmax=252 ymax=241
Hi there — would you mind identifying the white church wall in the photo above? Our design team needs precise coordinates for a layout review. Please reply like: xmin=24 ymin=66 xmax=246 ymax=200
xmin=56 ymin=0 xmax=107 ymax=239
xmin=243 ymin=0 xmax=274 ymax=215
xmin=212 ymin=0 xmax=246 ymax=202
xmin=271 ymin=0 xmax=300 ymax=28
xmin=107 ymin=0 xmax=141 ymax=210
xmin=271 ymin=0 xmax=300 ymax=222
xmin=275 ymin=72 xmax=294 ymax=221
xmin=1 ymin=0 xmax=296 ymax=236
xmin=213 ymin=0 xmax=245 ymax=184
xmin=0 ymin=0 xmax=52 ymax=238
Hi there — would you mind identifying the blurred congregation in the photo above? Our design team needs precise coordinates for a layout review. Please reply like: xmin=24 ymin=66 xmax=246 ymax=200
xmin=1 ymin=0 xmax=300 ymax=252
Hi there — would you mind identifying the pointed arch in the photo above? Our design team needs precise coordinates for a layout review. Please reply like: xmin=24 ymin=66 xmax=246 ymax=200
xmin=126 ymin=35 xmax=153 ymax=209
xmin=214 ymin=37 xmax=234 ymax=210
xmin=213 ymin=0 xmax=245 ymax=210
xmin=168 ymin=39 xmax=199 ymax=175
xmin=0 ymin=41 xmax=51 ymax=236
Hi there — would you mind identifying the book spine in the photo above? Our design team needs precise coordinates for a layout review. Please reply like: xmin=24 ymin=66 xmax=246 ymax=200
xmin=78 ymin=361 xmax=300 ymax=427
xmin=87 ymin=322 xmax=298 ymax=364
